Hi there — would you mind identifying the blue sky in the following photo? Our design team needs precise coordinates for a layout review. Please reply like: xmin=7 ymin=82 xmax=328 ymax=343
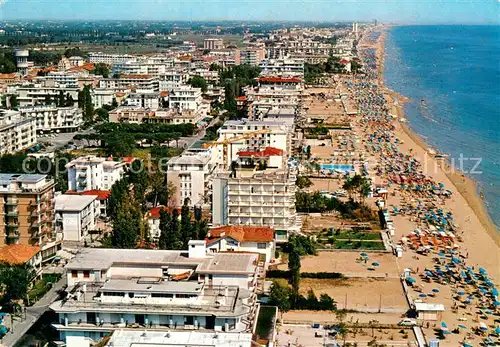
xmin=0 ymin=0 xmax=498 ymax=23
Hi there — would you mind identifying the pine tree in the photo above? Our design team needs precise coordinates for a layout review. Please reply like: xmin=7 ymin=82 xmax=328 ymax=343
xmin=288 ymin=245 xmax=301 ymax=307
xmin=180 ymin=198 xmax=192 ymax=248
xmin=170 ymin=209 xmax=182 ymax=249
xmin=158 ymin=209 xmax=172 ymax=250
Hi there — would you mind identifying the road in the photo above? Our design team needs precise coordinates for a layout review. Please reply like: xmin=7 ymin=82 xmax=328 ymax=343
xmin=1 ymin=277 xmax=67 ymax=347
xmin=177 ymin=116 xmax=220 ymax=149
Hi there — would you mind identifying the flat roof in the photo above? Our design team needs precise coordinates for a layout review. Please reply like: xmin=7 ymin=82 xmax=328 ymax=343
xmin=55 ymin=194 xmax=96 ymax=211
xmin=197 ymin=253 xmax=257 ymax=274
xmin=101 ymin=278 xmax=203 ymax=294
xmin=414 ymin=302 xmax=445 ymax=311
xmin=0 ymin=173 xmax=47 ymax=184
xmin=65 ymin=248 xmax=202 ymax=271
xmin=106 ymin=330 xmax=252 ymax=347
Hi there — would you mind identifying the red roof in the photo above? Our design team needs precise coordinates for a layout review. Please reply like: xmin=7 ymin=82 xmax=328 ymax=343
xmin=0 ymin=245 xmax=40 ymax=264
xmin=235 ymin=95 xmax=246 ymax=101
xmin=339 ymin=59 xmax=350 ymax=65
xmin=238 ymin=147 xmax=283 ymax=158
xmin=208 ymin=225 xmax=274 ymax=243
xmin=122 ymin=156 xmax=136 ymax=164
xmin=80 ymin=190 xmax=111 ymax=200
xmin=160 ymin=91 xmax=169 ymax=97
xmin=147 ymin=206 xmax=181 ymax=219
xmin=258 ymin=77 xmax=301 ymax=83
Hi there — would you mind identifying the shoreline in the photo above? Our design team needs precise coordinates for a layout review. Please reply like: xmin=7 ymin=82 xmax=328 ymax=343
xmin=376 ymin=27 xmax=500 ymax=247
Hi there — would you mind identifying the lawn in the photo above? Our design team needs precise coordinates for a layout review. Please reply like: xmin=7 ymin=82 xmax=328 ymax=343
xmin=330 ymin=240 xmax=386 ymax=250
xmin=27 ymin=274 xmax=61 ymax=305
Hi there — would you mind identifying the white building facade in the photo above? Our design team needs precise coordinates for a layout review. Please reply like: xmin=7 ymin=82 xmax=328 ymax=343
xmin=20 ymin=106 xmax=83 ymax=133
xmin=66 ymin=156 xmax=127 ymax=192
xmin=0 ymin=110 xmax=37 ymax=154
xmin=55 ymin=194 xmax=99 ymax=242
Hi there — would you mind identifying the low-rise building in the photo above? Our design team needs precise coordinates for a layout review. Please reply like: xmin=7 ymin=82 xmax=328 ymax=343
xmin=108 ymin=106 xmax=154 ymax=123
xmin=206 ymin=225 xmax=275 ymax=264
xmin=66 ymin=156 xmax=127 ymax=192
xmin=19 ymin=106 xmax=83 ymax=133
xmin=55 ymin=194 xmax=99 ymax=243
xmin=169 ymin=86 xmax=203 ymax=112
xmin=0 ymin=110 xmax=37 ymax=154
xmin=259 ymin=58 xmax=305 ymax=77
xmin=88 ymin=52 xmax=136 ymax=65
xmin=49 ymin=243 xmax=261 ymax=344
xmin=204 ymin=38 xmax=224 ymax=50
xmin=0 ymin=244 xmax=42 ymax=278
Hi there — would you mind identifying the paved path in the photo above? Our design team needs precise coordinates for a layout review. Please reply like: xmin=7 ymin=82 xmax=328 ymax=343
xmin=1 ymin=277 xmax=66 ymax=347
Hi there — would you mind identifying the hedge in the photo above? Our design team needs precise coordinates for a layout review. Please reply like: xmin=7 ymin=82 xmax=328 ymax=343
xmin=266 ymin=270 xmax=344 ymax=280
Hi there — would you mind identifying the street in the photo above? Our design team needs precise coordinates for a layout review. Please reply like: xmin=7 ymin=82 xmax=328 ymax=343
xmin=1 ymin=277 xmax=67 ymax=347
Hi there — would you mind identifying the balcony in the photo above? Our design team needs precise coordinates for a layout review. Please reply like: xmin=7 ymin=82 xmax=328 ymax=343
xmin=7 ymin=222 xmax=19 ymax=228
xmin=5 ymin=198 xmax=18 ymax=206
xmin=6 ymin=209 xmax=19 ymax=217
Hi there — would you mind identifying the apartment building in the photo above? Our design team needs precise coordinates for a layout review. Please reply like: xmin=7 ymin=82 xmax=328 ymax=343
xmin=235 ymin=48 xmax=266 ymax=66
xmin=0 ymin=110 xmax=37 ymax=154
xmin=203 ymin=38 xmax=224 ymax=50
xmin=55 ymin=194 xmax=99 ymax=243
xmin=15 ymin=84 xmax=79 ymax=108
xmin=214 ymin=120 xmax=290 ymax=167
xmin=259 ymin=58 xmax=305 ymax=77
xmin=66 ymin=156 xmax=127 ymax=192
xmin=88 ymin=52 xmax=136 ymax=65
xmin=99 ymin=74 xmax=159 ymax=92
xmin=169 ymin=86 xmax=203 ymax=111
xmin=19 ymin=106 xmax=83 ymax=133
xmin=49 ymin=243 xmax=260 ymax=344
xmin=212 ymin=170 xmax=300 ymax=242
xmin=158 ymin=71 xmax=188 ymax=91
xmin=35 ymin=71 xmax=79 ymax=88
xmin=92 ymin=89 xmax=117 ymax=109
xmin=146 ymin=108 xmax=204 ymax=125
xmin=166 ymin=153 xmax=214 ymax=207
xmin=0 ymin=174 xmax=61 ymax=258
xmin=108 ymin=106 xmax=154 ymax=123
xmin=125 ymin=91 xmax=160 ymax=110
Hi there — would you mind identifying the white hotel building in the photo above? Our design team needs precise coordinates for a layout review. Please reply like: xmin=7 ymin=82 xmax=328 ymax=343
xmin=212 ymin=170 xmax=300 ymax=242
xmin=49 ymin=243 xmax=261 ymax=344
xmin=66 ymin=156 xmax=127 ymax=192
xmin=55 ymin=194 xmax=99 ymax=243
xmin=20 ymin=106 xmax=83 ymax=133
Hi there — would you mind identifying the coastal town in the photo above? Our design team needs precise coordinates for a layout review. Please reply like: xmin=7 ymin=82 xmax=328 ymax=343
xmin=0 ymin=19 xmax=498 ymax=347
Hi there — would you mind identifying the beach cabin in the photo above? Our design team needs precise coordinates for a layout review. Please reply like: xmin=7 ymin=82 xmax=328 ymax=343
xmin=414 ymin=302 xmax=445 ymax=321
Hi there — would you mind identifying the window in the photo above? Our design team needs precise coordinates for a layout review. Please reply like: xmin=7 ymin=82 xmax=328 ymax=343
xmin=71 ymin=270 xmax=78 ymax=278
xmin=103 ymin=292 xmax=125 ymax=297
xmin=151 ymin=293 xmax=173 ymax=298
xmin=257 ymin=243 xmax=267 ymax=249
xmin=83 ymin=270 xmax=90 ymax=278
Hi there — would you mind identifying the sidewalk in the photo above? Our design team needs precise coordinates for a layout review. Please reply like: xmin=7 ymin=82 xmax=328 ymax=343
xmin=1 ymin=277 xmax=66 ymax=347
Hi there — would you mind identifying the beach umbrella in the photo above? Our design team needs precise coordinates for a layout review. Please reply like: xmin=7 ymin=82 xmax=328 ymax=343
xmin=441 ymin=322 xmax=449 ymax=331
xmin=372 ymin=262 xmax=380 ymax=267
xmin=360 ymin=252 xmax=368 ymax=257
xmin=461 ymin=344 xmax=472 ymax=347
xmin=491 ymin=288 xmax=498 ymax=296
xmin=458 ymin=291 xmax=465 ymax=295
xmin=479 ymin=267 xmax=487 ymax=274
xmin=458 ymin=324 xmax=467 ymax=329
xmin=495 ymin=327 xmax=500 ymax=334
xmin=479 ymin=323 xmax=488 ymax=331
xmin=406 ymin=277 xmax=416 ymax=284
xmin=432 ymin=288 xmax=440 ymax=293
xmin=419 ymin=293 xmax=427 ymax=298
xmin=493 ymin=301 xmax=500 ymax=306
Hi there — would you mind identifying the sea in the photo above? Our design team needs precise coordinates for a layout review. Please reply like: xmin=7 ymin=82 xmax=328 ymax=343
xmin=384 ymin=25 xmax=500 ymax=231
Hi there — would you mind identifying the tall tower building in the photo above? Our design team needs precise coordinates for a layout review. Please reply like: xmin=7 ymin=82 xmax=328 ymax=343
xmin=15 ymin=49 xmax=29 ymax=76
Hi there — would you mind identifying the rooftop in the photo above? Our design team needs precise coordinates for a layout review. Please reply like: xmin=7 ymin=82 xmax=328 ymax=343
xmin=101 ymin=278 xmax=203 ymax=294
xmin=414 ymin=302 xmax=445 ymax=311
xmin=168 ymin=154 xmax=211 ymax=166
xmin=238 ymin=147 xmax=284 ymax=158
xmin=55 ymin=194 xmax=97 ymax=212
xmin=207 ymin=225 xmax=274 ymax=243
xmin=0 ymin=244 xmax=40 ymax=264
xmin=105 ymin=330 xmax=252 ymax=347
xmin=0 ymin=173 xmax=48 ymax=184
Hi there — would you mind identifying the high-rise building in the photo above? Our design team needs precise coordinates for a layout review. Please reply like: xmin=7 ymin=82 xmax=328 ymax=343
xmin=203 ymin=38 xmax=224 ymax=50
xmin=0 ymin=110 xmax=37 ymax=155
xmin=0 ymin=174 xmax=60 ymax=260
xmin=15 ymin=49 xmax=29 ymax=76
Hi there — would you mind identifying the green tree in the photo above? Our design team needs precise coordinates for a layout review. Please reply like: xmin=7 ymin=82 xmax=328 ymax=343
xmin=158 ymin=209 xmax=172 ymax=250
xmin=44 ymin=94 xmax=53 ymax=105
xmin=187 ymin=75 xmax=208 ymax=92
xmin=306 ymin=145 xmax=311 ymax=160
xmin=296 ymin=176 xmax=312 ymax=189
xmin=93 ymin=63 xmax=110 ymax=78
xmin=56 ymin=90 xmax=65 ymax=107
xmin=170 ymin=209 xmax=183 ymax=249
xmin=288 ymin=245 xmax=301 ymax=306
xmin=105 ymin=132 xmax=135 ymax=157
xmin=180 ymin=198 xmax=192 ymax=248
xmin=269 ymin=280 xmax=292 ymax=312
xmin=64 ymin=47 xmax=85 ymax=58
xmin=111 ymin=205 xmax=139 ymax=248
xmin=78 ymin=85 xmax=94 ymax=121
xmin=65 ymin=93 xmax=74 ymax=107
xmin=94 ymin=108 xmax=109 ymax=122
xmin=9 ymin=95 xmax=18 ymax=109
xmin=0 ymin=263 xmax=34 ymax=306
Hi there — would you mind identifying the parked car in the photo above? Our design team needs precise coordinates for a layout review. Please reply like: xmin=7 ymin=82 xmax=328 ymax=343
xmin=398 ymin=318 xmax=417 ymax=326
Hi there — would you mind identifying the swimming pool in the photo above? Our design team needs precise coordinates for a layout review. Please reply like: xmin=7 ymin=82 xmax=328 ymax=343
xmin=320 ymin=164 xmax=355 ymax=172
